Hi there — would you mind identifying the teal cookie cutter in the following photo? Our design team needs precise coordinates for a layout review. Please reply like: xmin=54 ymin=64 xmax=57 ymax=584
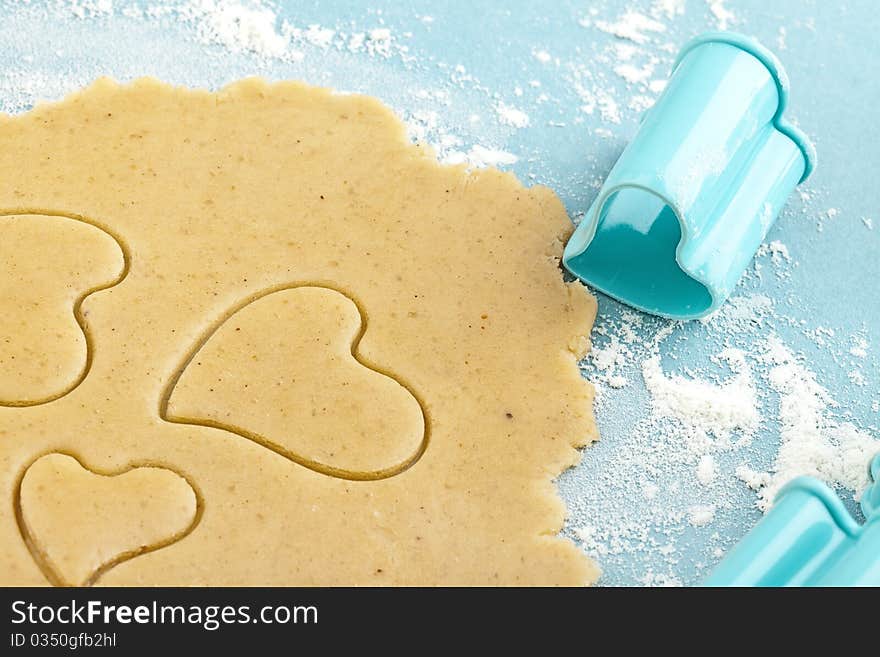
xmin=704 ymin=453 xmax=880 ymax=587
xmin=563 ymin=32 xmax=816 ymax=319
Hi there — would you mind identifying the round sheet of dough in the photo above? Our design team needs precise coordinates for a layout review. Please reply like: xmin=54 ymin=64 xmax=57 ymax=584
xmin=0 ymin=78 xmax=598 ymax=586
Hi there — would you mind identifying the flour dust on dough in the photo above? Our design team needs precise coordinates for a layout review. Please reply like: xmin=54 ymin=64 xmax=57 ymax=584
xmin=0 ymin=78 xmax=598 ymax=585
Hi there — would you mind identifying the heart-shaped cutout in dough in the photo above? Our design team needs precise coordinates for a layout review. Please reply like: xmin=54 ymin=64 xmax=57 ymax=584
xmin=0 ymin=212 xmax=127 ymax=407
xmin=17 ymin=453 xmax=198 ymax=586
xmin=162 ymin=285 xmax=427 ymax=480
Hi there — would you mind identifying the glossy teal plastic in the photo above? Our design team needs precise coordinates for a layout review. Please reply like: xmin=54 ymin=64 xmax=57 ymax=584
xmin=704 ymin=453 xmax=880 ymax=587
xmin=563 ymin=32 xmax=816 ymax=319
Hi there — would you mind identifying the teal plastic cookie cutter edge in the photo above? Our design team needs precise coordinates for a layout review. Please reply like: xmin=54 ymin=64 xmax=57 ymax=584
xmin=563 ymin=32 xmax=817 ymax=320
xmin=704 ymin=453 xmax=880 ymax=587
xmin=676 ymin=33 xmax=817 ymax=182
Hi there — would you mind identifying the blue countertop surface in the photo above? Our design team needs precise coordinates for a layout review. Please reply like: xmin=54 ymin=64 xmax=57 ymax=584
xmin=0 ymin=0 xmax=877 ymax=586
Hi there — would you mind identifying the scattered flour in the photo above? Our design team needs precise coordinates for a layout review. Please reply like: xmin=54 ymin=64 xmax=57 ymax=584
xmin=700 ymin=294 xmax=774 ymax=333
xmin=754 ymin=241 xmax=794 ymax=279
xmin=179 ymin=0 xmax=292 ymax=60
xmin=766 ymin=240 xmax=791 ymax=264
xmin=737 ymin=336 xmax=878 ymax=510
xmin=850 ymin=336 xmax=869 ymax=359
xmin=595 ymin=11 xmax=666 ymax=44
xmin=688 ymin=505 xmax=716 ymax=527
xmin=651 ymin=0 xmax=686 ymax=19
xmin=628 ymin=94 xmax=656 ymax=112
xmin=643 ymin=347 xmax=758 ymax=440
xmin=614 ymin=61 xmax=655 ymax=85
xmin=696 ymin=454 xmax=717 ymax=486
xmin=494 ymin=101 xmax=530 ymax=128
xmin=776 ymin=26 xmax=788 ymax=51
xmin=0 ymin=68 xmax=90 ymax=114
xmin=289 ymin=24 xmax=335 ymax=49
xmin=706 ymin=0 xmax=736 ymax=30
xmin=65 ymin=0 xmax=114 ymax=19
xmin=532 ymin=49 xmax=552 ymax=64
xmin=364 ymin=28 xmax=394 ymax=57
xmin=849 ymin=370 xmax=866 ymax=386
xmin=442 ymin=145 xmax=518 ymax=168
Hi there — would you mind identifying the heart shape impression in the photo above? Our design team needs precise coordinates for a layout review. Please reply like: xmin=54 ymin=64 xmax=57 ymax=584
xmin=162 ymin=286 xmax=427 ymax=480
xmin=0 ymin=213 xmax=126 ymax=407
xmin=17 ymin=453 xmax=198 ymax=586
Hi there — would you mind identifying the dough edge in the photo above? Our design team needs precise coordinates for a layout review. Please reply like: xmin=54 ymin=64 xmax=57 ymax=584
xmin=0 ymin=76 xmax=601 ymax=586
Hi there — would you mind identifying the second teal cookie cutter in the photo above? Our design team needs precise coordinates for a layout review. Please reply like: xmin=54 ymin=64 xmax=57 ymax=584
xmin=563 ymin=32 xmax=817 ymax=319
xmin=704 ymin=453 xmax=880 ymax=586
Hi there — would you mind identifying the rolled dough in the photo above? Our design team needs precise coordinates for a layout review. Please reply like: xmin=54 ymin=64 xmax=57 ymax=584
xmin=0 ymin=78 xmax=598 ymax=586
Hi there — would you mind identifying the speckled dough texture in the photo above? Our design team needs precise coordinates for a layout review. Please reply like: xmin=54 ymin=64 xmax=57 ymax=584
xmin=0 ymin=78 xmax=598 ymax=586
